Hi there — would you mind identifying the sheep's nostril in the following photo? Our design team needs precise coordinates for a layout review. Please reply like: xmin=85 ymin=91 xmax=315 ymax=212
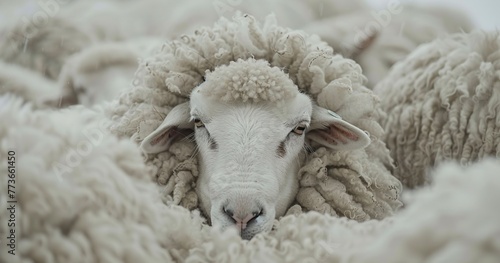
xmin=252 ymin=209 xmax=263 ymax=218
xmin=248 ymin=208 xmax=263 ymax=224
xmin=222 ymin=205 xmax=263 ymax=226
xmin=223 ymin=206 xmax=234 ymax=218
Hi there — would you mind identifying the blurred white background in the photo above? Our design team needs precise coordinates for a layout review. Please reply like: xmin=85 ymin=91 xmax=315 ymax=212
xmin=366 ymin=0 xmax=500 ymax=30
xmin=1 ymin=0 xmax=499 ymax=31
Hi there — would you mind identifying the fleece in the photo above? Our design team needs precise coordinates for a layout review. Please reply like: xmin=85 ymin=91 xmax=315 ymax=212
xmin=375 ymin=30 xmax=500 ymax=188
xmin=58 ymin=37 xmax=164 ymax=106
xmin=302 ymin=4 xmax=474 ymax=88
xmin=0 ymin=16 xmax=96 ymax=80
xmin=1 ymin=96 xmax=499 ymax=262
xmin=0 ymin=61 xmax=63 ymax=108
xmin=0 ymin=0 xmax=368 ymax=109
xmin=107 ymin=13 xmax=403 ymax=221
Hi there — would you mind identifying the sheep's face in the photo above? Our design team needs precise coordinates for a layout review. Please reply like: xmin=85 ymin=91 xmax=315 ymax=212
xmin=188 ymin=87 xmax=313 ymax=239
xmin=141 ymin=83 xmax=371 ymax=240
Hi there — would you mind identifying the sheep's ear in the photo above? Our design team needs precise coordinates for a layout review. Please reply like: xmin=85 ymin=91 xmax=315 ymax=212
xmin=140 ymin=102 xmax=193 ymax=154
xmin=307 ymin=105 xmax=370 ymax=151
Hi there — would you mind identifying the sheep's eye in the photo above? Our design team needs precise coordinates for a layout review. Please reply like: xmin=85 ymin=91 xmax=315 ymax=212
xmin=292 ymin=124 xmax=307 ymax=135
xmin=193 ymin=118 xmax=205 ymax=128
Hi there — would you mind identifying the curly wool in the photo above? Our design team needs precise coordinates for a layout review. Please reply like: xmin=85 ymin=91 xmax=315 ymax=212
xmin=0 ymin=0 xmax=367 ymax=109
xmin=107 ymin=13 xmax=402 ymax=221
xmin=184 ymin=159 xmax=500 ymax=263
xmin=345 ymin=159 xmax=500 ymax=263
xmin=302 ymin=4 xmax=473 ymax=88
xmin=375 ymin=30 xmax=500 ymax=188
xmin=2 ymin=98 xmax=498 ymax=262
xmin=0 ymin=96 xmax=207 ymax=263
xmin=201 ymin=59 xmax=298 ymax=103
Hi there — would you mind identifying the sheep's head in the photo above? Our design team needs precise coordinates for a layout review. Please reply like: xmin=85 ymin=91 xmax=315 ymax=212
xmin=141 ymin=59 xmax=370 ymax=239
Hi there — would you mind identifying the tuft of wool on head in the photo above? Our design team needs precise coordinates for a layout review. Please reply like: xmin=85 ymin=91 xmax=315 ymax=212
xmin=375 ymin=30 xmax=500 ymax=188
xmin=201 ymin=59 xmax=298 ymax=103
xmin=106 ymin=13 xmax=403 ymax=221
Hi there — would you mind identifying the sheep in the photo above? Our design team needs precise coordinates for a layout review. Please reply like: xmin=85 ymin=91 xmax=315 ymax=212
xmin=59 ymin=0 xmax=364 ymax=41
xmin=0 ymin=94 xmax=206 ymax=263
xmin=302 ymin=4 xmax=474 ymax=88
xmin=58 ymin=37 xmax=164 ymax=106
xmin=374 ymin=30 xmax=500 ymax=188
xmin=139 ymin=58 xmax=373 ymax=239
xmin=2 ymin=95 xmax=498 ymax=262
xmin=0 ymin=16 xmax=96 ymax=80
xmin=183 ymin=159 xmax=500 ymax=263
xmin=0 ymin=0 xmax=371 ymax=109
xmin=0 ymin=60 xmax=68 ymax=108
xmin=1 ymin=0 xmax=369 ymax=108
xmin=344 ymin=158 xmax=500 ymax=263
xmin=106 ymin=13 xmax=403 ymax=238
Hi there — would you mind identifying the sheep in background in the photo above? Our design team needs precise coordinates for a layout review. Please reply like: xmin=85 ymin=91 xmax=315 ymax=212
xmin=302 ymin=4 xmax=474 ymax=88
xmin=1 ymin=0 xmax=361 ymax=45
xmin=344 ymin=158 xmax=500 ymax=263
xmin=0 ymin=0 xmax=475 ymax=108
xmin=58 ymin=37 xmax=163 ymax=106
xmin=0 ymin=13 xmax=96 ymax=107
xmin=375 ymin=30 xmax=500 ymax=188
xmin=0 ymin=16 xmax=96 ymax=80
xmin=302 ymin=0 xmax=368 ymax=18
xmin=107 ymin=13 xmax=403 ymax=231
xmin=0 ymin=95 xmax=205 ymax=262
xmin=0 ymin=61 xmax=68 ymax=108
xmin=0 ymin=0 xmax=369 ymax=108
xmin=59 ymin=0 xmax=368 ymax=41
xmin=2 ymin=95 xmax=498 ymax=262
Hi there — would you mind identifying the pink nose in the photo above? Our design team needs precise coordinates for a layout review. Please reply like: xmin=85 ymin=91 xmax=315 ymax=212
xmin=233 ymin=214 xmax=255 ymax=230
xmin=223 ymin=207 xmax=262 ymax=231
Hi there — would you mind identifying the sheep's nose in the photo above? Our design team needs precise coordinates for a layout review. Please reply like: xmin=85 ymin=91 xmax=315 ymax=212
xmin=223 ymin=206 xmax=263 ymax=230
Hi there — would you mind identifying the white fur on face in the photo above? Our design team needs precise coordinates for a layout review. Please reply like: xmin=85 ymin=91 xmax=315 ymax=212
xmin=191 ymin=87 xmax=313 ymax=239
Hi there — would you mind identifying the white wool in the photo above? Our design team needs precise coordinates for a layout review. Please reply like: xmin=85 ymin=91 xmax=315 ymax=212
xmin=0 ymin=0 xmax=366 ymax=108
xmin=0 ymin=16 xmax=96 ymax=80
xmin=201 ymin=59 xmax=298 ymax=103
xmin=301 ymin=0 xmax=368 ymax=18
xmin=2 ymin=99 xmax=498 ymax=262
xmin=0 ymin=61 xmax=63 ymax=108
xmin=58 ymin=37 xmax=163 ymax=106
xmin=59 ymin=0 xmax=357 ymax=41
xmin=346 ymin=159 xmax=500 ymax=263
xmin=107 ymin=14 xmax=402 ymax=221
xmin=185 ymin=157 xmax=500 ymax=262
xmin=1 ymin=2 xmax=498 ymax=262
xmin=375 ymin=30 xmax=500 ymax=188
xmin=302 ymin=4 xmax=474 ymax=88
xmin=0 ymin=96 xmax=204 ymax=263
xmin=0 ymin=0 xmax=367 ymax=48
